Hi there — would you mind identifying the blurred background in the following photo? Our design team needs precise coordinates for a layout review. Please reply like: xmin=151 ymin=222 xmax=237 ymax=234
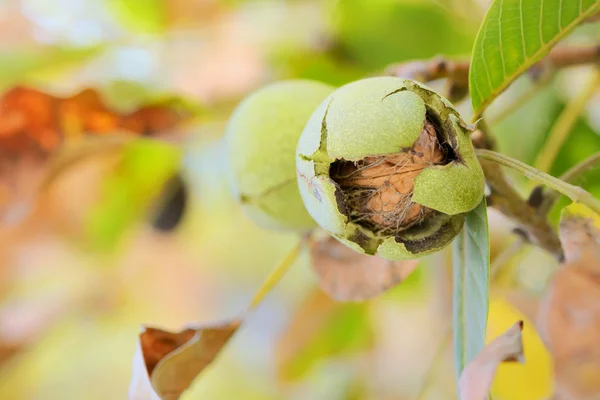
xmin=0 ymin=0 xmax=598 ymax=399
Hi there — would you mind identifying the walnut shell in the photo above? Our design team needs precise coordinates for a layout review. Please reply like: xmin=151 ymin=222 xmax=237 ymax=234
xmin=296 ymin=77 xmax=484 ymax=260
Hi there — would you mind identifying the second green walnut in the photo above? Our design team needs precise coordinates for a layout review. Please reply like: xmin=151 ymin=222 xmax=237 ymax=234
xmin=296 ymin=77 xmax=485 ymax=260
xmin=225 ymin=79 xmax=334 ymax=231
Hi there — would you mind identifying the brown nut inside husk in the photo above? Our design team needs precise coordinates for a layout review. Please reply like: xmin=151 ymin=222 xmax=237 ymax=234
xmin=296 ymin=77 xmax=485 ymax=260
xmin=331 ymin=117 xmax=449 ymax=236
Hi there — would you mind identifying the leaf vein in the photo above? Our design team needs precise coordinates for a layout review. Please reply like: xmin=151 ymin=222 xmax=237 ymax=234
xmin=558 ymin=0 xmax=563 ymax=30
xmin=480 ymin=24 xmax=495 ymax=92
xmin=498 ymin=0 xmax=507 ymax=78
xmin=471 ymin=0 xmax=598 ymax=117
xmin=539 ymin=0 xmax=546 ymax=47
xmin=519 ymin=0 xmax=527 ymax=57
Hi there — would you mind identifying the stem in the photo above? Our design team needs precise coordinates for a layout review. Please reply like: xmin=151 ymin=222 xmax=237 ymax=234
xmin=539 ymin=152 xmax=600 ymax=216
xmin=585 ymin=11 xmax=600 ymax=23
xmin=249 ymin=239 xmax=304 ymax=310
xmin=546 ymin=45 xmax=600 ymax=68
xmin=534 ymin=69 xmax=600 ymax=173
xmin=386 ymin=46 xmax=600 ymax=85
xmin=385 ymin=57 xmax=471 ymax=103
xmin=475 ymin=123 xmax=563 ymax=259
xmin=385 ymin=46 xmax=600 ymax=105
xmin=477 ymin=149 xmax=600 ymax=215
xmin=559 ymin=152 xmax=600 ymax=186
xmin=385 ymin=57 xmax=469 ymax=83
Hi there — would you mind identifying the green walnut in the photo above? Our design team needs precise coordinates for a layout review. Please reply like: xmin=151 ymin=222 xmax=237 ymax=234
xmin=225 ymin=79 xmax=335 ymax=231
xmin=296 ymin=76 xmax=485 ymax=260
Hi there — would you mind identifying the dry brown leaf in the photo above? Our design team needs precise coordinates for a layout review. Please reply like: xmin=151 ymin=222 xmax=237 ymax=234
xmin=557 ymin=205 xmax=600 ymax=263
xmin=130 ymin=319 xmax=241 ymax=400
xmin=458 ymin=321 xmax=524 ymax=400
xmin=311 ymin=235 xmax=420 ymax=302
xmin=537 ymin=203 xmax=600 ymax=399
xmin=0 ymin=86 xmax=183 ymax=157
xmin=0 ymin=86 xmax=186 ymax=224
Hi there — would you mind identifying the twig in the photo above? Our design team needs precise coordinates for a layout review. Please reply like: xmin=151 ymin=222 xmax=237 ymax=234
xmin=534 ymin=69 xmax=600 ymax=173
xmin=557 ymin=153 xmax=600 ymax=191
xmin=464 ymin=94 xmax=558 ymax=262
xmin=534 ymin=152 xmax=600 ymax=216
xmin=477 ymin=149 xmax=600 ymax=217
xmin=544 ymin=45 xmax=600 ymax=68
xmin=386 ymin=45 xmax=600 ymax=105
xmin=479 ymin=157 xmax=563 ymax=260
xmin=584 ymin=11 xmax=600 ymax=24
xmin=386 ymin=46 xmax=600 ymax=83
xmin=385 ymin=57 xmax=470 ymax=103
xmin=385 ymin=57 xmax=469 ymax=84
xmin=249 ymin=239 xmax=304 ymax=309
xmin=473 ymin=121 xmax=563 ymax=260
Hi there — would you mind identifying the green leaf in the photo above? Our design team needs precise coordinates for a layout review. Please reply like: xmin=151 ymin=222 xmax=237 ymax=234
xmin=469 ymin=0 xmax=599 ymax=118
xmin=452 ymin=198 xmax=490 ymax=385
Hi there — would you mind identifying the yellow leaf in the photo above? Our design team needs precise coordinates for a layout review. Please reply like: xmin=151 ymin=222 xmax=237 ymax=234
xmin=486 ymin=296 xmax=554 ymax=400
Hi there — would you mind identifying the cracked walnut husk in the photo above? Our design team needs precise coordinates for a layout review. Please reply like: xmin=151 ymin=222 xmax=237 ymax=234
xmin=296 ymin=77 xmax=485 ymax=260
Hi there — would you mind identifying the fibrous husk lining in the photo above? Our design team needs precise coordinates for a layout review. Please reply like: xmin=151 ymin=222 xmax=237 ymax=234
xmin=331 ymin=118 xmax=447 ymax=236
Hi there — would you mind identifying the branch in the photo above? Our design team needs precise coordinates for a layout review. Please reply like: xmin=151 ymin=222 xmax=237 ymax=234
xmin=478 ymin=155 xmax=564 ymax=261
xmin=385 ymin=45 xmax=600 ymax=103
xmin=584 ymin=11 xmax=600 ymax=24
xmin=477 ymin=149 xmax=600 ymax=219
xmin=249 ymin=238 xmax=305 ymax=309
xmin=467 ymin=119 xmax=562 ymax=259
xmin=530 ymin=152 xmax=600 ymax=217
xmin=544 ymin=45 xmax=600 ymax=68
xmin=385 ymin=57 xmax=470 ymax=103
